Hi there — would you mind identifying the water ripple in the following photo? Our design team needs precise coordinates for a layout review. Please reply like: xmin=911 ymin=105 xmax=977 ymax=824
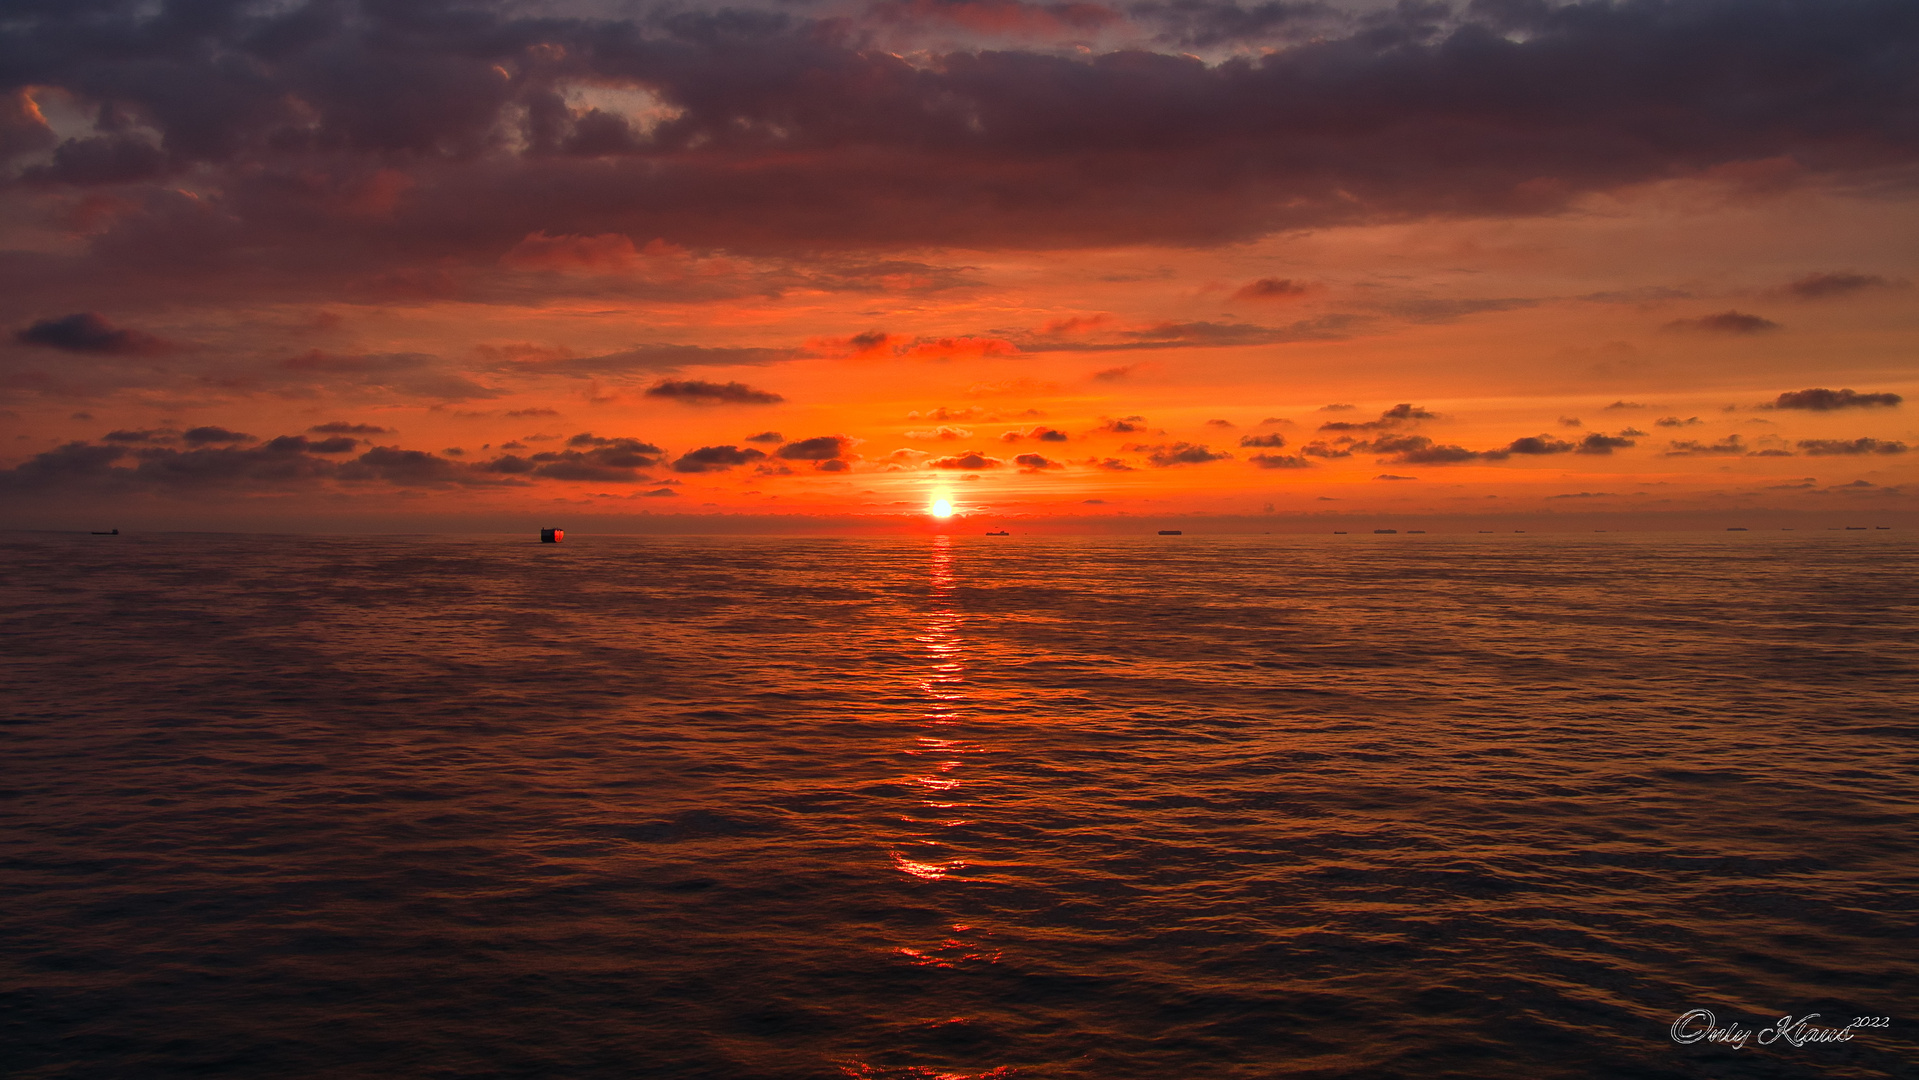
xmin=1 ymin=531 xmax=1914 ymax=1078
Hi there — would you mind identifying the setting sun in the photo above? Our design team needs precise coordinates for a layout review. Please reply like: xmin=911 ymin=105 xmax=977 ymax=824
xmin=931 ymin=499 xmax=953 ymax=518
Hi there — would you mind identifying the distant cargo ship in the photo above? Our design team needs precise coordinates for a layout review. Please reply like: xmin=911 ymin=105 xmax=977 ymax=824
xmin=1157 ymin=530 xmax=1183 ymax=535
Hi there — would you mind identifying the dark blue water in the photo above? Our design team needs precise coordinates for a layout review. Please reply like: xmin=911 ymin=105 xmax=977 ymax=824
xmin=2 ymin=531 xmax=1914 ymax=1078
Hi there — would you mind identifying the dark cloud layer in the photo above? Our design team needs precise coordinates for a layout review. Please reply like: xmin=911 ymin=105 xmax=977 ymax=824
xmin=929 ymin=450 xmax=1003 ymax=470
xmin=644 ymin=379 xmax=785 ymax=405
xmin=1662 ymin=311 xmax=1781 ymax=334
xmin=15 ymin=313 xmax=172 ymax=355
xmin=1798 ymin=437 xmax=1908 ymax=455
xmin=1319 ymin=403 xmax=1435 ymax=432
xmin=1783 ymin=272 xmax=1903 ymax=299
xmin=1355 ymin=427 xmax=1636 ymax=464
xmin=672 ymin=444 xmax=767 ymax=472
xmin=1770 ymin=387 xmax=1902 ymax=410
xmin=0 ymin=435 xmax=525 ymax=496
xmin=1 ymin=0 xmax=1913 ymax=284
xmin=483 ymin=433 xmax=664 ymax=481
xmin=1133 ymin=442 xmax=1230 ymax=466
xmin=776 ymin=435 xmax=855 ymax=462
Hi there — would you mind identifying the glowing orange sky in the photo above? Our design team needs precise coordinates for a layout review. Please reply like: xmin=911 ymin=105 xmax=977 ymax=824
xmin=2 ymin=0 xmax=1915 ymax=529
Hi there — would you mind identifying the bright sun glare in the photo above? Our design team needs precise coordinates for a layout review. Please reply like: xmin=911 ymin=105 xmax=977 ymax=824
xmin=931 ymin=499 xmax=953 ymax=518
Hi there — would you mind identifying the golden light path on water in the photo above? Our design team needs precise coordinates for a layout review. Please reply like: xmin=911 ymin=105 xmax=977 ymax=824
xmin=855 ymin=535 xmax=1015 ymax=1080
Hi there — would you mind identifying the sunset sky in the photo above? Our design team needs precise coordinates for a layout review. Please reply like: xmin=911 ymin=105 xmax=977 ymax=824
xmin=2 ymin=0 xmax=1915 ymax=530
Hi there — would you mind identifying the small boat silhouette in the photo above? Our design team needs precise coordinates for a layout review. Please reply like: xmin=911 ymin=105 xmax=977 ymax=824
xmin=1157 ymin=530 xmax=1183 ymax=535
xmin=1374 ymin=529 xmax=1397 ymax=534
xmin=90 ymin=529 xmax=118 ymax=535
xmin=540 ymin=527 xmax=563 ymax=543
xmin=985 ymin=530 xmax=1010 ymax=536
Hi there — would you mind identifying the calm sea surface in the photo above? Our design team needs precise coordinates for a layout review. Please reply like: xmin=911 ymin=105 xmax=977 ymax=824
xmin=2 ymin=531 xmax=1915 ymax=1079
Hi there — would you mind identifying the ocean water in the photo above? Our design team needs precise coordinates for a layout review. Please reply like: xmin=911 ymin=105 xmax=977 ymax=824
xmin=2 ymin=530 xmax=1914 ymax=1080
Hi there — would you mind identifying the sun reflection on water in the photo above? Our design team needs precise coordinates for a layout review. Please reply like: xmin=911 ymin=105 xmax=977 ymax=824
xmin=866 ymin=536 xmax=1014 ymax=1079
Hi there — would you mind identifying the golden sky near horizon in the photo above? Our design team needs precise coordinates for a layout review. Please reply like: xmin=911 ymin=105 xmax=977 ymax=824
xmin=2 ymin=0 xmax=1915 ymax=525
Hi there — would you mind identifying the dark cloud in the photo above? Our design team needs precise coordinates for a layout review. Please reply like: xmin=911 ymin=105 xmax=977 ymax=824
xmin=1013 ymin=452 xmax=1061 ymax=470
xmin=1655 ymin=416 xmax=1702 ymax=427
xmin=644 ymin=379 xmax=785 ymax=405
xmin=15 ymin=313 xmax=172 ymax=355
xmin=1091 ymin=457 xmax=1135 ymax=471
xmin=484 ymin=433 xmax=664 ymax=481
xmin=1131 ymin=0 xmax=1335 ymax=49
xmin=24 ymin=134 xmax=168 ymax=186
xmin=1319 ymin=403 xmax=1434 ymax=432
xmin=0 ymin=437 xmax=510 ymax=496
xmin=1664 ymin=436 xmax=1750 ymax=456
xmin=1501 ymin=435 xmax=1576 ymax=455
xmin=743 ymin=430 xmax=784 ymax=444
xmin=1117 ymin=319 xmax=1355 ymax=348
xmin=672 ymin=444 xmax=768 ymax=472
xmin=1797 ymin=437 xmax=1909 ymax=455
xmin=1299 ymin=441 xmax=1352 ymax=458
xmin=1662 ymin=310 xmax=1781 ymax=334
xmin=1232 ymin=277 xmax=1315 ymax=301
xmin=0 ymin=0 xmax=1914 ymax=277
xmin=267 ymin=434 xmax=359 ymax=454
xmin=310 ymin=421 xmax=393 ymax=435
xmin=102 ymin=428 xmax=171 ymax=443
xmin=1239 ymin=433 xmax=1287 ymax=448
xmin=336 ymin=447 xmax=482 ymax=487
xmin=182 ymin=426 xmax=251 ymax=446
xmin=0 ymin=441 xmax=130 ymax=492
xmin=507 ymin=346 xmax=799 ymax=378
xmin=1387 ymin=297 xmax=1539 ymax=323
xmin=1605 ymin=400 xmax=1645 ymax=410
xmin=1249 ymin=452 xmax=1310 ymax=468
xmin=777 ymin=435 xmax=854 ymax=461
xmin=1361 ymin=434 xmax=1481 ymax=464
xmin=1783 ymin=271 xmax=1903 ymax=299
xmin=930 ymin=451 xmax=1004 ymax=469
xmin=1577 ymin=432 xmax=1636 ymax=454
xmin=1381 ymin=403 xmax=1437 ymax=420
xmin=1133 ymin=442 xmax=1230 ymax=466
xmin=1770 ymin=388 xmax=1902 ymax=410
xmin=0 ymin=88 xmax=57 ymax=161
xmin=1095 ymin=415 xmax=1148 ymax=434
